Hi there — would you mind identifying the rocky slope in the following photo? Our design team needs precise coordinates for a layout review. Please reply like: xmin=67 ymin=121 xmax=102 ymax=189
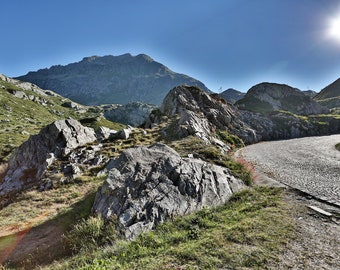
xmin=314 ymin=77 xmax=340 ymax=100
xmin=0 ymin=74 xmax=92 ymax=161
xmin=16 ymin=54 xmax=211 ymax=106
xmin=314 ymin=77 xmax=340 ymax=110
xmin=240 ymin=109 xmax=340 ymax=141
xmin=0 ymin=119 xmax=97 ymax=202
xmin=236 ymin=82 xmax=328 ymax=115
xmin=219 ymin=88 xmax=245 ymax=104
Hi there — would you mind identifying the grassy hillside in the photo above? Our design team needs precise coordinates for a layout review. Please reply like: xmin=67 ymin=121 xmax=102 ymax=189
xmin=0 ymin=77 xmax=122 ymax=161
xmin=314 ymin=77 xmax=340 ymax=100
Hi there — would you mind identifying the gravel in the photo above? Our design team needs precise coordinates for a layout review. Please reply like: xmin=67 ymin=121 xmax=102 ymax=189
xmin=236 ymin=134 xmax=340 ymax=206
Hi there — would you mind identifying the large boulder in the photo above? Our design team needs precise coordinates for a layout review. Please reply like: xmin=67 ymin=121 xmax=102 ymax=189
xmin=0 ymin=119 xmax=97 ymax=198
xmin=92 ymin=143 xmax=245 ymax=240
xmin=158 ymin=85 xmax=259 ymax=144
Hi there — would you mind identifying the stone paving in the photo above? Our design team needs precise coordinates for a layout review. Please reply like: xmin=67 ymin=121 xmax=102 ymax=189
xmin=236 ymin=134 xmax=340 ymax=206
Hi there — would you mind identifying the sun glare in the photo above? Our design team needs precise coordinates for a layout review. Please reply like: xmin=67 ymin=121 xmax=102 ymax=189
xmin=326 ymin=11 xmax=340 ymax=43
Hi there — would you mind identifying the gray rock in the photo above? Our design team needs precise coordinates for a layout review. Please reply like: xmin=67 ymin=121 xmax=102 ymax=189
xmin=219 ymin=88 xmax=245 ymax=104
xmin=7 ymin=89 xmax=28 ymax=99
xmin=158 ymin=85 xmax=259 ymax=144
xmin=103 ymin=102 xmax=157 ymax=127
xmin=115 ymin=128 xmax=132 ymax=140
xmin=92 ymin=143 xmax=245 ymax=240
xmin=96 ymin=126 xmax=117 ymax=141
xmin=61 ymin=101 xmax=81 ymax=110
xmin=0 ymin=119 xmax=97 ymax=197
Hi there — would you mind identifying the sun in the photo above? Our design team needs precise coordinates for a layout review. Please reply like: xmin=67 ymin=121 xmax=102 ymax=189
xmin=326 ymin=12 xmax=340 ymax=43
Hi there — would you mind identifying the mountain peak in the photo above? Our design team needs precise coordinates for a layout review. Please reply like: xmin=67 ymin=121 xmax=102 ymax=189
xmin=15 ymin=54 xmax=210 ymax=105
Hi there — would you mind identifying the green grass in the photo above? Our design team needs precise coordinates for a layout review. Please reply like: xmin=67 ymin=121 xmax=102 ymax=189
xmin=336 ymin=143 xmax=340 ymax=151
xmin=216 ymin=130 xmax=244 ymax=149
xmin=169 ymin=136 xmax=252 ymax=185
xmin=0 ymin=79 xmax=122 ymax=161
xmin=79 ymin=116 xmax=125 ymax=130
xmin=47 ymin=187 xmax=295 ymax=270
xmin=236 ymin=95 xmax=273 ymax=114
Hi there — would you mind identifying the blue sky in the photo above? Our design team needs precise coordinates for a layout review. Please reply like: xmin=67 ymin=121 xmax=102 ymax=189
xmin=1 ymin=0 xmax=340 ymax=92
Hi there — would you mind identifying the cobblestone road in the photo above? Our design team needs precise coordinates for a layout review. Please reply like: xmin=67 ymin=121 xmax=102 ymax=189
xmin=236 ymin=134 xmax=340 ymax=206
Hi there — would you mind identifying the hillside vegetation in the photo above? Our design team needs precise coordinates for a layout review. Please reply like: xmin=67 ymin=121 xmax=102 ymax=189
xmin=0 ymin=75 xmax=122 ymax=161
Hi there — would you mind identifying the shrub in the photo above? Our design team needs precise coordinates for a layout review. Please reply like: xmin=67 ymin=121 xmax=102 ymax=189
xmin=217 ymin=130 xmax=244 ymax=148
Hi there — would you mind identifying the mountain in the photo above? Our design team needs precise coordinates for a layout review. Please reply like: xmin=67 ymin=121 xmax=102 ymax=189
xmin=314 ymin=77 xmax=340 ymax=100
xmin=219 ymin=88 xmax=245 ymax=104
xmin=236 ymin=82 xmax=328 ymax=115
xmin=313 ymin=77 xmax=340 ymax=110
xmin=302 ymin=90 xmax=317 ymax=98
xmin=16 ymin=53 xmax=211 ymax=106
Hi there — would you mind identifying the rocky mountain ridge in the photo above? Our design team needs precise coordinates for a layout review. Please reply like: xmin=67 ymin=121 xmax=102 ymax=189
xmin=15 ymin=53 xmax=211 ymax=106
xmin=219 ymin=88 xmax=245 ymax=104
xmin=236 ymin=82 xmax=328 ymax=115
xmin=314 ymin=77 xmax=340 ymax=110
xmin=315 ymin=77 xmax=340 ymax=100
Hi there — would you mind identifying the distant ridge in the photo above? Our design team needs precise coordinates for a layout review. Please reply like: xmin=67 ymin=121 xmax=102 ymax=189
xmin=314 ymin=77 xmax=340 ymax=100
xmin=236 ymin=82 xmax=328 ymax=115
xmin=219 ymin=88 xmax=245 ymax=104
xmin=16 ymin=53 xmax=211 ymax=105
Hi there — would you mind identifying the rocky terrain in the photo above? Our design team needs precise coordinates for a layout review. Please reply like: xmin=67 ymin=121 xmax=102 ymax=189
xmin=150 ymin=85 xmax=259 ymax=144
xmin=0 ymin=74 xmax=94 ymax=161
xmin=314 ymin=77 xmax=340 ymax=110
xmin=236 ymin=82 xmax=328 ymax=115
xmin=93 ymin=143 xmax=245 ymax=240
xmin=1 ymin=71 xmax=340 ymax=268
xmin=218 ymin=88 xmax=245 ymax=104
xmin=16 ymin=54 xmax=210 ymax=105
xmin=315 ymin=77 xmax=340 ymax=100
xmin=0 ymin=119 xmax=97 ymax=203
xmin=100 ymin=102 xmax=157 ymax=127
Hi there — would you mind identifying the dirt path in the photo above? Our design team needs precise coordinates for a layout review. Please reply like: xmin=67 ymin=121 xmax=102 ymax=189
xmin=235 ymin=135 xmax=340 ymax=269
xmin=236 ymin=134 xmax=340 ymax=206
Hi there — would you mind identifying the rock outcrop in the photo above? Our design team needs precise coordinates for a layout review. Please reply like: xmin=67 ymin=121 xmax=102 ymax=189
xmin=156 ymin=85 xmax=258 ymax=144
xmin=239 ymin=110 xmax=340 ymax=141
xmin=219 ymin=88 xmax=245 ymax=104
xmin=102 ymin=102 xmax=157 ymax=127
xmin=236 ymin=82 xmax=328 ymax=115
xmin=15 ymin=54 xmax=211 ymax=105
xmin=0 ymin=119 xmax=97 ymax=198
xmin=92 ymin=143 xmax=245 ymax=240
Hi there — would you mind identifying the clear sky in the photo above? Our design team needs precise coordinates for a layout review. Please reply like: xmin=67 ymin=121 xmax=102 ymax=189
xmin=1 ymin=0 xmax=340 ymax=93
